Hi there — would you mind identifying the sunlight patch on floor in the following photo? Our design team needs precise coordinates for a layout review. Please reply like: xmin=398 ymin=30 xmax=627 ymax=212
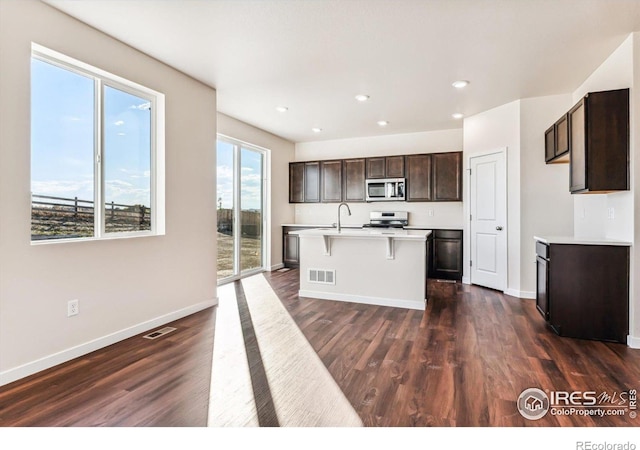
xmin=208 ymin=273 xmax=362 ymax=427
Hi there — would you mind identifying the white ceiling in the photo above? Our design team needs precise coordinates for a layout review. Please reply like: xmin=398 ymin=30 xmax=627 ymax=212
xmin=45 ymin=0 xmax=640 ymax=143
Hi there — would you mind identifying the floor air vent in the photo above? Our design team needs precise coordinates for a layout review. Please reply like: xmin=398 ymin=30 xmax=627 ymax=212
xmin=143 ymin=326 xmax=177 ymax=340
xmin=308 ymin=268 xmax=336 ymax=285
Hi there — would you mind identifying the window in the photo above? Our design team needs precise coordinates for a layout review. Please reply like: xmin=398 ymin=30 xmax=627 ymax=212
xmin=30 ymin=44 xmax=164 ymax=242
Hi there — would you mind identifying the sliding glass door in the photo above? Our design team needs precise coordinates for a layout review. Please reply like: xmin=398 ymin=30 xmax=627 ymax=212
xmin=216 ymin=137 xmax=265 ymax=282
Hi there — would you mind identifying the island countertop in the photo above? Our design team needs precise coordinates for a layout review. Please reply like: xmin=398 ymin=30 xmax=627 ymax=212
xmin=291 ymin=228 xmax=432 ymax=241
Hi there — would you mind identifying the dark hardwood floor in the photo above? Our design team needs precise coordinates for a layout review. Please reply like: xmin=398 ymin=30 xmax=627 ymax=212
xmin=0 ymin=309 xmax=215 ymax=426
xmin=1 ymin=268 xmax=639 ymax=427
xmin=265 ymin=269 xmax=640 ymax=427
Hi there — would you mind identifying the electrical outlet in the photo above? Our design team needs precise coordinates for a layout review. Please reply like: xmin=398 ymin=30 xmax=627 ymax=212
xmin=67 ymin=299 xmax=79 ymax=317
xmin=428 ymin=208 xmax=434 ymax=217
xmin=607 ymin=207 xmax=615 ymax=220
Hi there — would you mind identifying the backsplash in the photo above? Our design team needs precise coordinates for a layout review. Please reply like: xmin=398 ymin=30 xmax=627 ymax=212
xmin=293 ymin=202 xmax=464 ymax=228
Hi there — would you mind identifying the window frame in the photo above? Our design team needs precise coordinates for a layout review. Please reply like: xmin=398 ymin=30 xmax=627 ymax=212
xmin=30 ymin=43 xmax=165 ymax=244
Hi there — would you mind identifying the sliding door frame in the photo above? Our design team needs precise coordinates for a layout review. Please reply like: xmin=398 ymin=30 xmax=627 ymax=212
xmin=217 ymin=134 xmax=269 ymax=284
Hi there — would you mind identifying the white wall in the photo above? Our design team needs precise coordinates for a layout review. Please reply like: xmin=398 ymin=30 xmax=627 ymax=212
xmin=294 ymin=129 xmax=464 ymax=228
xmin=519 ymin=95 xmax=574 ymax=296
xmin=462 ymin=100 xmax=522 ymax=294
xmin=0 ymin=1 xmax=217 ymax=384
xmin=217 ymin=113 xmax=295 ymax=270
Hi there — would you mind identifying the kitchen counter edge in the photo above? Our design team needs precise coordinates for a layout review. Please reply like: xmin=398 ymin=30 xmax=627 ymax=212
xmin=534 ymin=235 xmax=631 ymax=246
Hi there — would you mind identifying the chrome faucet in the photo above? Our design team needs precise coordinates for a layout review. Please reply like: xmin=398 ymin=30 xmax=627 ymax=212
xmin=337 ymin=202 xmax=351 ymax=232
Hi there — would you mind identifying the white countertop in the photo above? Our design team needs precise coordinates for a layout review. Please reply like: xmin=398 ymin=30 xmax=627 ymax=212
xmin=282 ymin=224 xmax=461 ymax=230
xmin=534 ymin=235 xmax=631 ymax=246
xmin=291 ymin=227 xmax=432 ymax=241
xmin=282 ymin=223 xmax=362 ymax=228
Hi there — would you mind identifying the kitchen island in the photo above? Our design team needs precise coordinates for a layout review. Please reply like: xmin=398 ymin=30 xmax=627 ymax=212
xmin=290 ymin=228 xmax=431 ymax=310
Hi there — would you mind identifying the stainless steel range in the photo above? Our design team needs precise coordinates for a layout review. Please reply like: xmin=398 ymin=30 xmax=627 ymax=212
xmin=362 ymin=211 xmax=408 ymax=228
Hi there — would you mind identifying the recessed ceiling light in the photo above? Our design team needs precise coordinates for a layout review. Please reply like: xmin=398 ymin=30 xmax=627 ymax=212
xmin=452 ymin=80 xmax=470 ymax=89
xmin=312 ymin=127 xmax=322 ymax=133
xmin=452 ymin=113 xmax=464 ymax=120
xmin=377 ymin=120 xmax=389 ymax=127
xmin=355 ymin=94 xmax=370 ymax=102
xmin=275 ymin=106 xmax=288 ymax=113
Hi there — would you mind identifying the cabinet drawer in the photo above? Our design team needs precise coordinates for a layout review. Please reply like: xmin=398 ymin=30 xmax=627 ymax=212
xmin=434 ymin=229 xmax=462 ymax=239
xmin=535 ymin=241 xmax=549 ymax=259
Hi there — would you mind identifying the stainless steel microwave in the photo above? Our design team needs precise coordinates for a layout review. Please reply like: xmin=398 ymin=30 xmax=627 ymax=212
xmin=365 ymin=178 xmax=406 ymax=201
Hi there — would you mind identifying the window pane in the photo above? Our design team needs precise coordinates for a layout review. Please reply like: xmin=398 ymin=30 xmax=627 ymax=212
xmin=240 ymin=147 xmax=262 ymax=272
xmin=103 ymin=85 xmax=152 ymax=233
xmin=31 ymin=58 xmax=95 ymax=241
xmin=217 ymin=141 xmax=234 ymax=280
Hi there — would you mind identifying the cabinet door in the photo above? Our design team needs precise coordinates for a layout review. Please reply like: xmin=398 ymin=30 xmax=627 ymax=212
xmin=386 ymin=156 xmax=405 ymax=178
xmin=406 ymin=154 xmax=432 ymax=201
xmin=366 ymin=157 xmax=386 ymax=179
xmin=569 ymin=99 xmax=586 ymax=193
xmin=321 ymin=160 xmax=343 ymax=203
xmin=283 ymin=233 xmax=300 ymax=267
xmin=432 ymin=152 xmax=462 ymax=201
xmin=536 ymin=256 xmax=549 ymax=320
xmin=289 ymin=162 xmax=305 ymax=203
xmin=585 ymin=89 xmax=629 ymax=192
xmin=544 ymin=125 xmax=555 ymax=162
xmin=343 ymin=158 xmax=366 ymax=202
xmin=304 ymin=162 xmax=320 ymax=202
xmin=555 ymin=114 xmax=569 ymax=159
xmin=429 ymin=230 xmax=462 ymax=280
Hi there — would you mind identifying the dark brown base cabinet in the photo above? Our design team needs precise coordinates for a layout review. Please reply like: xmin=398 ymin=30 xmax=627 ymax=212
xmin=535 ymin=241 xmax=629 ymax=344
xmin=428 ymin=229 xmax=463 ymax=281
xmin=283 ymin=226 xmax=307 ymax=268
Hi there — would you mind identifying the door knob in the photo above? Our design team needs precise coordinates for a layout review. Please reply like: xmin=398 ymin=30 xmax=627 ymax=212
xmin=496 ymin=226 xmax=503 ymax=231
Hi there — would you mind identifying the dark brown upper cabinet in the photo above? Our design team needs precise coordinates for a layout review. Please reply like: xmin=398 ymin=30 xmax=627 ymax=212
xmin=569 ymin=88 xmax=629 ymax=194
xmin=386 ymin=156 xmax=405 ymax=178
xmin=291 ymin=151 xmax=462 ymax=204
xmin=406 ymin=154 xmax=432 ymax=202
xmin=545 ymin=114 xmax=570 ymax=164
xmin=366 ymin=157 xmax=386 ymax=178
xmin=320 ymin=160 xmax=343 ymax=203
xmin=432 ymin=152 xmax=462 ymax=201
xmin=366 ymin=156 xmax=405 ymax=178
xmin=304 ymin=161 xmax=321 ymax=202
xmin=544 ymin=125 xmax=555 ymax=162
xmin=343 ymin=158 xmax=366 ymax=202
xmin=289 ymin=161 xmax=320 ymax=203
xmin=289 ymin=162 xmax=305 ymax=203
xmin=555 ymin=115 xmax=569 ymax=161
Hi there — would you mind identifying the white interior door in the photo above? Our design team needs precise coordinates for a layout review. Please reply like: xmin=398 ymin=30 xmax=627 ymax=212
xmin=469 ymin=150 xmax=507 ymax=291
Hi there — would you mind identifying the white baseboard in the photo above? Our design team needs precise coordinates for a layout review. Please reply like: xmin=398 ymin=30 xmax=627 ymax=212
xmin=627 ymin=335 xmax=640 ymax=349
xmin=462 ymin=276 xmax=471 ymax=285
xmin=299 ymin=289 xmax=425 ymax=311
xmin=269 ymin=263 xmax=285 ymax=271
xmin=504 ymin=288 xmax=536 ymax=300
xmin=0 ymin=298 xmax=218 ymax=387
